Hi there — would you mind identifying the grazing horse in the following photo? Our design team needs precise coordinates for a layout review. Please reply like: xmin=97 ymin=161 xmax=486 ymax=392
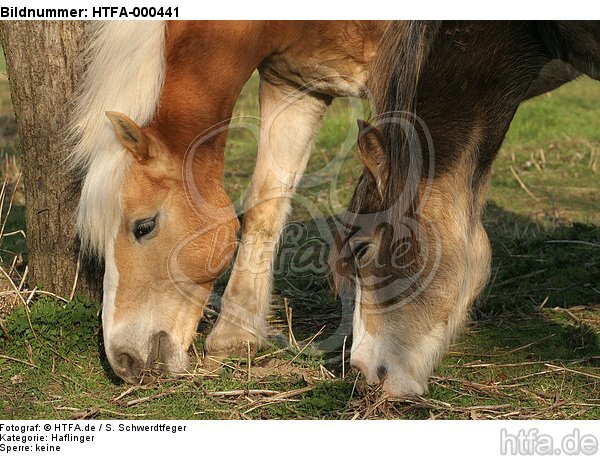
xmin=331 ymin=21 xmax=600 ymax=396
xmin=70 ymin=21 xmax=388 ymax=383
xmin=70 ymin=20 xmax=589 ymax=390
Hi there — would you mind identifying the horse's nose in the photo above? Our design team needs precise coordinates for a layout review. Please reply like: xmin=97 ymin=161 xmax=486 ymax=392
xmin=113 ymin=349 xmax=148 ymax=383
xmin=109 ymin=332 xmax=185 ymax=383
xmin=350 ymin=357 xmax=369 ymax=377
xmin=350 ymin=356 xmax=385 ymax=385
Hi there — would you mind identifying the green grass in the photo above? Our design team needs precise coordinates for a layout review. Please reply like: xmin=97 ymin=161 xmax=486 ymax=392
xmin=493 ymin=78 xmax=600 ymax=226
xmin=0 ymin=72 xmax=598 ymax=419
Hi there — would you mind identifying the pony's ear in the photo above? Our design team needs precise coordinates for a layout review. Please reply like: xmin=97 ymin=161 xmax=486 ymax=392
xmin=105 ymin=111 xmax=150 ymax=161
xmin=357 ymin=119 xmax=387 ymax=195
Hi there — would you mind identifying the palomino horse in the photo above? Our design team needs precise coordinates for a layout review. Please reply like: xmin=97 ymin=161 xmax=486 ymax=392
xmin=331 ymin=21 xmax=600 ymax=396
xmin=70 ymin=20 xmax=587 ymax=390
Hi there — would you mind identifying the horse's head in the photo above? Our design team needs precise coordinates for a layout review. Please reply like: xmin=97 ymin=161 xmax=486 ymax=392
xmin=101 ymin=112 xmax=239 ymax=383
xmin=331 ymin=119 xmax=490 ymax=397
xmin=331 ymin=122 xmax=423 ymax=396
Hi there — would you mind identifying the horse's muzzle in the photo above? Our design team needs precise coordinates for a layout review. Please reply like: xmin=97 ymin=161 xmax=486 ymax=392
xmin=111 ymin=331 xmax=189 ymax=384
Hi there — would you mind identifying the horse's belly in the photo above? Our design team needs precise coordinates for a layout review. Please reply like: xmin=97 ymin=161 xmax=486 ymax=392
xmin=259 ymin=21 xmax=386 ymax=98
xmin=261 ymin=57 xmax=370 ymax=98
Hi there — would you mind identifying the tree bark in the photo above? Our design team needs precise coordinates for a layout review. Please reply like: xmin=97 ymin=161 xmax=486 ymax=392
xmin=0 ymin=21 xmax=101 ymax=301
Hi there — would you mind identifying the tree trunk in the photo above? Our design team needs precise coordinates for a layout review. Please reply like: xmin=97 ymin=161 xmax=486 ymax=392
xmin=0 ymin=21 xmax=102 ymax=301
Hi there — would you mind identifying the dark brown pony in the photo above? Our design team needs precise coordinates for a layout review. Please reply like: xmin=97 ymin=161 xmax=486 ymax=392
xmin=333 ymin=21 xmax=600 ymax=396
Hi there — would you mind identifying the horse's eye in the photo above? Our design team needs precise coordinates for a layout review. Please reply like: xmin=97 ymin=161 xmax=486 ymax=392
xmin=351 ymin=241 xmax=372 ymax=263
xmin=133 ymin=217 xmax=156 ymax=240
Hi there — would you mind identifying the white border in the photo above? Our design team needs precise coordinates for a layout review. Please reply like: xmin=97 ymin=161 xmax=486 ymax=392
xmin=0 ymin=0 xmax=599 ymax=19
xmin=0 ymin=420 xmax=598 ymax=455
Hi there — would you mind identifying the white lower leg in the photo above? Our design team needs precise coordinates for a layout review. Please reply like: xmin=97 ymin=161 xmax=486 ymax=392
xmin=206 ymin=80 xmax=329 ymax=355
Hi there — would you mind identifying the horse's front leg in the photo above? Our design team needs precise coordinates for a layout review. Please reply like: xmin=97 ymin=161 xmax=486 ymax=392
xmin=205 ymin=78 xmax=330 ymax=360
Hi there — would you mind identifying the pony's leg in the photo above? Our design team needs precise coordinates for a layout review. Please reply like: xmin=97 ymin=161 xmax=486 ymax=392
xmin=205 ymin=79 xmax=330 ymax=359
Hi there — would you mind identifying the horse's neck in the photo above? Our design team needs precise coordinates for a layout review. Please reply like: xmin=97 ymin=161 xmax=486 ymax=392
xmin=402 ymin=22 xmax=553 ymax=226
xmin=146 ymin=20 xmax=388 ymax=181
xmin=147 ymin=21 xmax=274 ymax=158
xmin=420 ymin=23 xmax=549 ymax=183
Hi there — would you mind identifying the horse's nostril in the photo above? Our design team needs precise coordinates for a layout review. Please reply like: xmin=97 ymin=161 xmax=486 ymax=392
xmin=114 ymin=350 xmax=144 ymax=381
xmin=156 ymin=332 xmax=185 ymax=372
xmin=376 ymin=364 xmax=388 ymax=381
xmin=150 ymin=331 xmax=170 ymax=370
xmin=119 ymin=352 xmax=134 ymax=371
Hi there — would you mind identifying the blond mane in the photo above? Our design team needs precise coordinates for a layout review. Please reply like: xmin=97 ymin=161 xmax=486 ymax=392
xmin=68 ymin=21 xmax=167 ymax=257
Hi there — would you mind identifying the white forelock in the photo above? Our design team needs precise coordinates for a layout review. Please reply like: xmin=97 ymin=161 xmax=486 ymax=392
xmin=68 ymin=21 xmax=167 ymax=257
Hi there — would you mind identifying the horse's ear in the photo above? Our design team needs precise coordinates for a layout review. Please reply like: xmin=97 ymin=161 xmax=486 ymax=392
xmin=357 ymin=119 xmax=387 ymax=195
xmin=105 ymin=111 xmax=150 ymax=161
